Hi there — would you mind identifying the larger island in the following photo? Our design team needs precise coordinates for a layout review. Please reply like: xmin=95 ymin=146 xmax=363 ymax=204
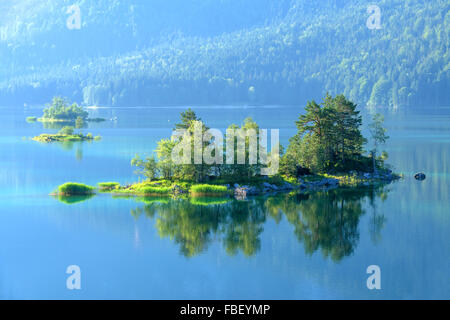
xmin=53 ymin=94 xmax=400 ymax=200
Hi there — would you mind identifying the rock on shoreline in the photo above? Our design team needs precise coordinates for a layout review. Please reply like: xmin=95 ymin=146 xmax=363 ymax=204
xmin=233 ymin=171 xmax=399 ymax=200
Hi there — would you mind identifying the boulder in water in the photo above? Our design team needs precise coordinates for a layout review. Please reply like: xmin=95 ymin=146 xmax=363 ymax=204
xmin=414 ymin=173 xmax=426 ymax=181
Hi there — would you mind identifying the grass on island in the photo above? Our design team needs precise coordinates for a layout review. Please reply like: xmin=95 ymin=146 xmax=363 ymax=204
xmin=26 ymin=116 xmax=37 ymax=122
xmin=213 ymin=174 xmax=299 ymax=188
xmin=135 ymin=186 xmax=173 ymax=195
xmin=107 ymin=182 xmax=174 ymax=196
xmin=320 ymin=171 xmax=400 ymax=187
xmin=98 ymin=180 xmax=231 ymax=198
xmin=98 ymin=182 xmax=121 ymax=191
xmin=56 ymin=183 xmax=96 ymax=196
xmin=190 ymin=184 xmax=230 ymax=196
xmin=32 ymin=126 xmax=101 ymax=143
xmin=33 ymin=133 xmax=98 ymax=142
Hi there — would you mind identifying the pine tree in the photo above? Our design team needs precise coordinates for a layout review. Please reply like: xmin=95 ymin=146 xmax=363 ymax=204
xmin=369 ymin=113 xmax=389 ymax=173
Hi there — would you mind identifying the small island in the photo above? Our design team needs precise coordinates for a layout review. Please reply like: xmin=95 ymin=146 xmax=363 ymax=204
xmin=52 ymin=182 xmax=96 ymax=196
xmin=33 ymin=126 xmax=101 ymax=143
xmin=53 ymin=94 xmax=401 ymax=201
xmin=26 ymin=116 xmax=37 ymax=122
xmin=27 ymin=97 xmax=106 ymax=125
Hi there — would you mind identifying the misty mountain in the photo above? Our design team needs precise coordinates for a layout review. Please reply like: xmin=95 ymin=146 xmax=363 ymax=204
xmin=0 ymin=0 xmax=448 ymax=107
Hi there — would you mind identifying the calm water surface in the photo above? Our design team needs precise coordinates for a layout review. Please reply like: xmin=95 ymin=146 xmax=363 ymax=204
xmin=0 ymin=105 xmax=449 ymax=299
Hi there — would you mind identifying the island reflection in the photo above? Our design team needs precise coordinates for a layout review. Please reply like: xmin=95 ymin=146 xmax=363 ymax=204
xmin=130 ymin=186 xmax=391 ymax=261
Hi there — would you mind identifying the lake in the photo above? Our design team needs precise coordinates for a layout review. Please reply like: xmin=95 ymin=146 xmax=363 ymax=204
xmin=0 ymin=105 xmax=449 ymax=299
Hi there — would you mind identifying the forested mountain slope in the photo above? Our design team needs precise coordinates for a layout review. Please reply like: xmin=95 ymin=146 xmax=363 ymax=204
xmin=0 ymin=0 xmax=448 ymax=107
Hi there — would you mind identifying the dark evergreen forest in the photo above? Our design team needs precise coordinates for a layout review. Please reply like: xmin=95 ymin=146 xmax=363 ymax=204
xmin=0 ymin=0 xmax=448 ymax=107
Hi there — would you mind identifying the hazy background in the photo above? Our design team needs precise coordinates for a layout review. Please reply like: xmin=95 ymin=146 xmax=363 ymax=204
xmin=0 ymin=0 xmax=448 ymax=107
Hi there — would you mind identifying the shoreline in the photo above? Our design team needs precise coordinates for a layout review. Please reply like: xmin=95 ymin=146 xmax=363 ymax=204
xmin=55 ymin=172 xmax=401 ymax=202
xmin=36 ymin=117 xmax=106 ymax=123
xmin=32 ymin=133 xmax=101 ymax=142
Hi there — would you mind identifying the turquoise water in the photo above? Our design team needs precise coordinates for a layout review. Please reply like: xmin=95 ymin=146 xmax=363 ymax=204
xmin=0 ymin=105 xmax=449 ymax=299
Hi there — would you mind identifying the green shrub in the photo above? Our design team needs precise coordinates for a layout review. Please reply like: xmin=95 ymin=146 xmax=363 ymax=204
xmin=137 ymin=186 xmax=172 ymax=195
xmin=58 ymin=183 xmax=95 ymax=195
xmin=98 ymin=182 xmax=120 ymax=191
xmin=26 ymin=116 xmax=37 ymax=122
xmin=190 ymin=184 xmax=229 ymax=195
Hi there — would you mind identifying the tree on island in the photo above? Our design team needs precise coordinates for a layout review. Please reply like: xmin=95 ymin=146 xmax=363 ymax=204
xmin=223 ymin=118 xmax=264 ymax=179
xmin=368 ymin=113 xmax=389 ymax=174
xmin=175 ymin=108 xmax=201 ymax=130
xmin=42 ymin=97 xmax=88 ymax=121
xmin=132 ymin=94 xmax=391 ymax=184
xmin=132 ymin=109 xmax=266 ymax=183
xmin=280 ymin=94 xmax=386 ymax=176
xmin=131 ymin=155 xmax=159 ymax=181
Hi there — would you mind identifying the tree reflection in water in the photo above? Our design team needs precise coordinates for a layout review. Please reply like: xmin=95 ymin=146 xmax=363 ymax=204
xmin=132 ymin=186 xmax=390 ymax=261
